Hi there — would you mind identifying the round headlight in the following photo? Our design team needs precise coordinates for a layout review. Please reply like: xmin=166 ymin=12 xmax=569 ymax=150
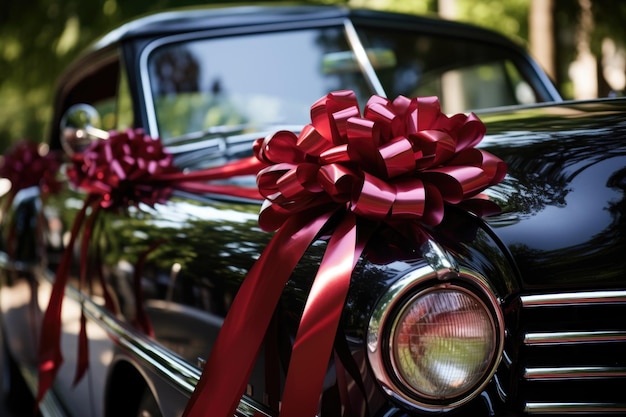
xmin=391 ymin=287 xmax=496 ymax=400
xmin=367 ymin=266 xmax=504 ymax=412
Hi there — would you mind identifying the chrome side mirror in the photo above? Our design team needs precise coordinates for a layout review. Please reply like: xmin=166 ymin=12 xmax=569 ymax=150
xmin=60 ymin=104 xmax=109 ymax=155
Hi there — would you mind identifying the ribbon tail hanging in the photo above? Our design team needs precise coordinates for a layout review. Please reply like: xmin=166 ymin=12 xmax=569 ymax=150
xmin=279 ymin=212 xmax=366 ymax=417
xmin=182 ymin=210 xmax=334 ymax=417
xmin=36 ymin=195 xmax=99 ymax=404
xmin=73 ymin=204 xmax=101 ymax=385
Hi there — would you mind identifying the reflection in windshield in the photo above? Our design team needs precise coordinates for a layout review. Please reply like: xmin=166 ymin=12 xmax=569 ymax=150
xmin=148 ymin=28 xmax=370 ymax=141
xmin=147 ymin=25 xmax=541 ymax=145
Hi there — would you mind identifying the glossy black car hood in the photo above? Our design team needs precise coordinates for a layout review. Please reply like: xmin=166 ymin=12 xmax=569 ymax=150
xmin=477 ymin=99 xmax=626 ymax=290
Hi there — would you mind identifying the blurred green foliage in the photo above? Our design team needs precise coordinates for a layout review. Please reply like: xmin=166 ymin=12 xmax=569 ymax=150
xmin=1 ymin=0 xmax=624 ymax=151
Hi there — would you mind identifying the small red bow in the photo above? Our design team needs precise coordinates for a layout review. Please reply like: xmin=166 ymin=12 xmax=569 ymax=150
xmin=0 ymin=140 xmax=61 ymax=199
xmin=37 ymin=129 xmax=265 ymax=406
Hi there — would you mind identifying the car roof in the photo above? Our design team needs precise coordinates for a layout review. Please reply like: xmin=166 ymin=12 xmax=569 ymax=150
xmin=90 ymin=3 xmax=524 ymax=51
xmin=51 ymin=3 xmax=561 ymax=149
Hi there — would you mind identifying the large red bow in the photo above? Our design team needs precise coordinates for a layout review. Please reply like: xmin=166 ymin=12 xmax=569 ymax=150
xmin=183 ymin=91 xmax=506 ymax=417
xmin=255 ymin=91 xmax=505 ymax=229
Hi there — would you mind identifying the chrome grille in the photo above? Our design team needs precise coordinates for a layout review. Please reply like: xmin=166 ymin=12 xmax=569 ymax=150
xmin=519 ymin=290 xmax=626 ymax=415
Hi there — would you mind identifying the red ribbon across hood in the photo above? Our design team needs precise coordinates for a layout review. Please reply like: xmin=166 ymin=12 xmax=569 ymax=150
xmin=182 ymin=91 xmax=506 ymax=417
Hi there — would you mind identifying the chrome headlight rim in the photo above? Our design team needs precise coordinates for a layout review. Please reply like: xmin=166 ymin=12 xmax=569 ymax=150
xmin=367 ymin=265 xmax=505 ymax=412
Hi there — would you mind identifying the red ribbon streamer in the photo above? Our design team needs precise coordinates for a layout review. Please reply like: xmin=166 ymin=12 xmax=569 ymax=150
xmin=183 ymin=91 xmax=507 ymax=417
xmin=36 ymin=129 xmax=266 ymax=404
xmin=35 ymin=89 xmax=507 ymax=415
xmin=184 ymin=209 xmax=334 ymax=416
xmin=37 ymin=194 xmax=96 ymax=403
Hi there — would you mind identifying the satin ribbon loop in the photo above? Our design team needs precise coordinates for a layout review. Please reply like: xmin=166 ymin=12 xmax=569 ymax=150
xmin=310 ymin=90 xmax=360 ymax=144
xmin=452 ymin=112 xmax=487 ymax=152
xmin=319 ymin=144 xmax=351 ymax=165
xmin=363 ymin=96 xmax=402 ymax=139
xmin=258 ymin=199 xmax=288 ymax=232
xmin=411 ymin=129 xmax=457 ymax=168
xmin=413 ymin=96 xmax=441 ymax=128
xmin=345 ymin=118 xmax=384 ymax=175
xmin=345 ymin=116 xmax=380 ymax=148
xmin=388 ymin=95 xmax=418 ymax=135
xmin=317 ymin=163 xmax=359 ymax=203
xmin=275 ymin=165 xmax=310 ymax=200
xmin=422 ymin=165 xmax=487 ymax=204
xmin=351 ymin=172 xmax=395 ymax=219
xmin=378 ymin=136 xmax=417 ymax=179
xmin=421 ymin=182 xmax=445 ymax=226
xmin=296 ymin=124 xmax=333 ymax=157
xmin=332 ymin=106 xmax=362 ymax=142
xmin=257 ymin=163 xmax=295 ymax=198
xmin=451 ymin=149 xmax=508 ymax=187
xmin=256 ymin=130 xmax=305 ymax=164
xmin=483 ymin=152 xmax=508 ymax=186
xmin=390 ymin=178 xmax=427 ymax=219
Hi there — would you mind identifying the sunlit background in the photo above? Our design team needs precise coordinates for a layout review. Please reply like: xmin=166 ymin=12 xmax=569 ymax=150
xmin=0 ymin=0 xmax=624 ymax=150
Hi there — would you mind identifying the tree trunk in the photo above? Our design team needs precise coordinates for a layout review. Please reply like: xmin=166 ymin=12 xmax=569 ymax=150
xmin=529 ymin=0 xmax=556 ymax=81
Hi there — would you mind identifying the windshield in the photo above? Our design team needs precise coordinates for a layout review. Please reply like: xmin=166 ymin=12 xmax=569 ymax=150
xmin=147 ymin=27 xmax=372 ymax=143
xmin=147 ymin=24 xmax=541 ymax=146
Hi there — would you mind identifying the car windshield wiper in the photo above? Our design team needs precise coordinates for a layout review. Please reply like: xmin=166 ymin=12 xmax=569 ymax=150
xmin=164 ymin=124 xmax=249 ymax=146
xmin=165 ymin=124 xmax=302 ymax=169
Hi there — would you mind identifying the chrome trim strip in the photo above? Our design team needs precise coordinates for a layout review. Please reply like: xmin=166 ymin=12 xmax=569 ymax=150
xmin=420 ymin=239 xmax=458 ymax=279
xmin=524 ymin=366 xmax=626 ymax=380
xmin=343 ymin=19 xmax=386 ymax=97
xmin=521 ymin=290 xmax=626 ymax=307
xmin=17 ymin=363 xmax=69 ymax=417
xmin=521 ymin=290 xmax=626 ymax=414
xmin=51 ymin=272 xmax=274 ymax=417
xmin=501 ymin=349 xmax=513 ymax=367
xmin=525 ymin=402 xmax=626 ymax=414
xmin=80 ymin=295 xmax=199 ymax=392
xmin=2 ymin=258 xmax=274 ymax=416
xmin=524 ymin=330 xmax=626 ymax=345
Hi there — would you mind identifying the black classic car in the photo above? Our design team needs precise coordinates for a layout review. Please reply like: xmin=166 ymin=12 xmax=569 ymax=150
xmin=1 ymin=3 xmax=625 ymax=417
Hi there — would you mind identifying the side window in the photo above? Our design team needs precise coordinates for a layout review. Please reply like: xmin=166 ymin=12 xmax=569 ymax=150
xmin=116 ymin=62 xmax=133 ymax=131
xmin=62 ymin=58 xmax=120 ymax=131
xmin=414 ymin=60 xmax=536 ymax=113
xmin=356 ymin=27 xmax=541 ymax=113
xmin=55 ymin=55 xmax=132 ymax=153
xmin=91 ymin=61 xmax=136 ymax=131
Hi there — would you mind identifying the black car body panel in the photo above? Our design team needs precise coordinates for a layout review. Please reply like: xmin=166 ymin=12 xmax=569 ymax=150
xmin=481 ymin=101 xmax=626 ymax=290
